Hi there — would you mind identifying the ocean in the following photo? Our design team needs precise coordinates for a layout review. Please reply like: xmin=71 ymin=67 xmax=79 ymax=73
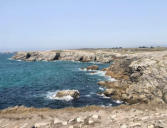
xmin=0 ymin=53 xmax=121 ymax=109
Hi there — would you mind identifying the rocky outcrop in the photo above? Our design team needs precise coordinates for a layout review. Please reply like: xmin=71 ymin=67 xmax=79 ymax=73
xmin=12 ymin=51 xmax=60 ymax=61
xmin=55 ymin=90 xmax=80 ymax=99
xmin=12 ymin=50 xmax=121 ymax=63
xmin=86 ymin=65 xmax=99 ymax=70
xmin=99 ymin=51 xmax=167 ymax=105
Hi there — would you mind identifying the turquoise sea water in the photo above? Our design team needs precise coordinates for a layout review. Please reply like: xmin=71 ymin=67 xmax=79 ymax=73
xmin=0 ymin=53 xmax=121 ymax=109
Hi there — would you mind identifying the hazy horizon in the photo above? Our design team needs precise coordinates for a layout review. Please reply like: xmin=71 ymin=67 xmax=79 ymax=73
xmin=1 ymin=0 xmax=167 ymax=52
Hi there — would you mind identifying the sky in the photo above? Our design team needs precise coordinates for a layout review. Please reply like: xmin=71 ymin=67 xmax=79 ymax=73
xmin=0 ymin=0 xmax=167 ymax=51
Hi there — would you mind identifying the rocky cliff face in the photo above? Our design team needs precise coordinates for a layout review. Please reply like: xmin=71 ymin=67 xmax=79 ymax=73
xmin=12 ymin=50 xmax=123 ymax=63
xmin=100 ymin=51 xmax=167 ymax=105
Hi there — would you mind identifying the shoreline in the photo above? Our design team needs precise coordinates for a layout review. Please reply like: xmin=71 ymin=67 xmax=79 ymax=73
xmin=11 ymin=48 xmax=167 ymax=105
xmin=1 ymin=48 xmax=167 ymax=127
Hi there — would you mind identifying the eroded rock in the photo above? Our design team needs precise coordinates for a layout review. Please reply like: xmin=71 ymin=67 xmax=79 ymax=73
xmin=86 ymin=65 xmax=99 ymax=70
xmin=55 ymin=90 xmax=80 ymax=99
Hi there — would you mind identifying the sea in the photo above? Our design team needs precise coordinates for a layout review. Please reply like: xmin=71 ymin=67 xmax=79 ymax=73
xmin=0 ymin=53 xmax=121 ymax=109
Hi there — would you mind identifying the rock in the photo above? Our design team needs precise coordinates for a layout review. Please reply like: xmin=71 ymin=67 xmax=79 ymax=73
xmin=84 ymin=115 xmax=101 ymax=125
xmin=12 ymin=50 xmax=114 ymax=62
xmin=69 ymin=126 xmax=74 ymax=128
xmin=103 ymin=89 xmax=116 ymax=96
xmin=55 ymin=90 xmax=80 ymax=99
xmin=54 ymin=118 xmax=63 ymax=124
xmin=75 ymin=117 xmax=84 ymax=123
xmin=89 ymin=71 xmax=96 ymax=74
xmin=148 ymin=124 xmax=155 ymax=128
xmin=120 ymin=124 xmax=128 ymax=128
xmin=86 ymin=65 xmax=99 ymax=70
xmin=91 ymin=114 xmax=100 ymax=119
xmin=84 ymin=118 xmax=94 ymax=125
xmin=62 ymin=121 xmax=68 ymax=125
xmin=33 ymin=121 xmax=52 ymax=128
xmin=129 ymin=122 xmax=141 ymax=127
xmin=110 ymin=115 xmax=117 ymax=119
xmin=69 ymin=117 xmax=84 ymax=124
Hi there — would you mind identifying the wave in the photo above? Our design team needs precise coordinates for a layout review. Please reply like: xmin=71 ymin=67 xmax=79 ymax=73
xmin=97 ymin=93 xmax=110 ymax=99
xmin=105 ymin=76 xmax=116 ymax=82
xmin=114 ymin=100 xmax=123 ymax=104
xmin=88 ymin=61 xmax=103 ymax=64
xmin=84 ymin=94 xmax=91 ymax=97
xmin=78 ymin=68 xmax=87 ymax=71
xmin=86 ymin=70 xmax=116 ymax=82
xmin=87 ymin=70 xmax=106 ymax=76
xmin=8 ymin=58 xmax=13 ymax=60
xmin=99 ymin=87 xmax=105 ymax=91
xmin=16 ymin=60 xmax=22 ymax=62
xmin=46 ymin=90 xmax=74 ymax=101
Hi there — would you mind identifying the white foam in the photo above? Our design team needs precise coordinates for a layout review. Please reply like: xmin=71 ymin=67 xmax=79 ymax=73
xmin=97 ymin=93 xmax=110 ymax=99
xmin=88 ymin=61 xmax=102 ymax=64
xmin=114 ymin=100 xmax=123 ymax=104
xmin=99 ymin=87 xmax=105 ymax=91
xmin=88 ymin=70 xmax=106 ymax=76
xmin=79 ymin=68 xmax=87 ymax=71
xmin=107 ymin=103 xmax=113 ymax=106
xmin=87 ymin=70 xmax=116 ymax=82
xmin=85 ymin=94 xmax=91 ymax=97
xmin=8 ymin=58 xmax=13 ymax=60
xmin=46 ymin=91 xmax=74 ymax=101
xmin=16 ymin=60 xmax=22 ymax=62
xmin=105 ymin=76 xmax=116 ymax=82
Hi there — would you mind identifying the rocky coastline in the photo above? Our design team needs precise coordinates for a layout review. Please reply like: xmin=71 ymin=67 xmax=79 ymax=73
xmin=12 ymin=48 xmax=167 ymax=105
xmin=2 ymin=48 xmax=167 ymax=128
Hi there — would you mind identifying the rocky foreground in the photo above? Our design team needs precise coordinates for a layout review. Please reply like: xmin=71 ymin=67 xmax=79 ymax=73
xmin=2 ymin=47 xmax=167 ymax=128
xmin=0 ymin=104 xmax=167 ymax=128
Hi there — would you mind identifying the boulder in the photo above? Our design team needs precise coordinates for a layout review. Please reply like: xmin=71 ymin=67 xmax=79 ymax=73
xmin=55 ymin=90 xmax=80 ymax=99
xmin=86 ymin=65 xmax=99 ymax=70
xmin=33 ymin=121 xmax=52 ymax=128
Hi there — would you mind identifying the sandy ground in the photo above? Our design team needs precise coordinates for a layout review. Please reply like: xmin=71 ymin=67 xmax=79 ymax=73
xmin=0 ymin=104 xmax=167 ymax=128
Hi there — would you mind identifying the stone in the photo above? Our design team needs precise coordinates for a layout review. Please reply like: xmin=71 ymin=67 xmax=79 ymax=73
xmin=55 ymin=90 xmax=80 ymax=99
xmin=104 ymin=89 xmax=116 ymax=96
xmin=53 ymin=118 xmax=63 ymax=124
xmin=147 ymin=124 xmax=155 ymax=128
xmin=75 ymin=117 xmax=84 ymax=123
xmin=120 ymin=124 xmax=128 ymax=128
xmin=86 ymin=65 xmax=99 ymax=70
xmin=91 ymin=114 xmax=100 ymax=119
xmin=33 ymin=121 xmax=51 ymax=128
xmin=129 ymin=122 xmax=141 ymax=127
xmin=62 ymin=121 xmax=68 ymax=125
xmin=84 ymin=118 xmax=94 ymax=125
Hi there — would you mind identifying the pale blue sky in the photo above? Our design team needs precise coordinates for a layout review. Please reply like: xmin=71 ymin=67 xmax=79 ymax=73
xmin=0 ymin=0 xmax=167 ymax=51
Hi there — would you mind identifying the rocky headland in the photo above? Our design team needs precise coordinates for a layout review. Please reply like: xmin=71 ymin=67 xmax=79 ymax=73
xmin=2 ymin=47 xmax=167 ymax=128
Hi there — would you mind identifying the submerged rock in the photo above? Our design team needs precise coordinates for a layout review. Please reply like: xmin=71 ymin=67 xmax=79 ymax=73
xmin=86 ymin=65 xmax=99 ymax=70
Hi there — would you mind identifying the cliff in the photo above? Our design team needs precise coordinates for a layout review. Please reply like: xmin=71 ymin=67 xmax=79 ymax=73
xmin=100 ymin=51 xmax=167 ymax=105
xmin=11 ymin=49 xmax=126 ymax=63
